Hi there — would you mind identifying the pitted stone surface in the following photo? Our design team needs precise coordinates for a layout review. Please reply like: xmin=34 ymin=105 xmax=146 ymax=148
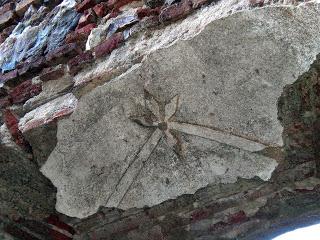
xmin=42 ymin=3 xmax=320 ymax=218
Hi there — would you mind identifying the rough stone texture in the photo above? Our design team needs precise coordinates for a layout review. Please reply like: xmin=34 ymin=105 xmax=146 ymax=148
xmin=0 ymin=0 xmax=320 ymax=238
xmin=19 ymin=93 xmax=78 ymax=166
xmin=41 ymin=3 xmax=320 ymax=218
xmin=0 ymin=0 xmax=80 ymax=73
xmin=0 ymin=123 xmax=56 ymax=219
xmin=72 ymin=164 xmax=320 ymax=240
xmin=279 ymin=52 xmax=320 ymax=172
xmin=23 ymin=72 xmax=73 ymax=112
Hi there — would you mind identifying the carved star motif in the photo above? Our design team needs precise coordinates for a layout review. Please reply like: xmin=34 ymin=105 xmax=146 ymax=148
xmin=130 ymin=90 xmax=183 ymax=156
xmin=108 ymin=89 xmax=276 ymax=207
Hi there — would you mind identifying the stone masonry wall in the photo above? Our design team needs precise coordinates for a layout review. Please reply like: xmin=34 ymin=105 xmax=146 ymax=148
xmin=1 ymin=0 xmax=320 ymax=239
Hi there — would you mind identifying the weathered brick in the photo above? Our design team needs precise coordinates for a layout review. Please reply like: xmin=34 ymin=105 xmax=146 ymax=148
xmin=106 ymin=8 xmax=120 ymax=20
xmin=46 ymin=43 xmax=83 ymax=66
xmin=136 ymin=7 xmax=160 ymax=19
xmin=68 ymin=50 xmax=94 ymax=76
xmin=46 ymin=215 xmax=76 ymax=235
xmin=9 ymin=79 xmax=42 ymax=104
xmin=107 ymin=0 xmax=137 ymax=10
xmin=3 ymin=109 xmax=31 ymax=150
xmin=94 ymin=32 xmax=124 ymax=58
xmin=159 ymin=0 xmax=193 ymax=23
xmin=65 ymin=23 xmax=96 ymax=48
xmin=40 ymin=64 xmax=67 ymax=82
xmin=19 ymin=93 xmax=78 ymax=133
xmin=76 ymin=0 xmax=97 ymax=13
xmin=77 ymin=8 xmax=97 ymax=29
xmin=93 ymin=2 xmax=108 ymax=18
xmin=76 ymin=22 xmax=96 ymax=35
xmin=65 ymin=32 xmax=89 ymax=49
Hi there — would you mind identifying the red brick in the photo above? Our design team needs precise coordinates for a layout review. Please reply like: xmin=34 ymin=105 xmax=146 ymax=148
xmin=46 ymin=215 xmax=75 ymax=235
xmin=40 ymin=65 xmax=66 ymax=82
xmin=107 ymin=0 xmax=137 ymax=11
xmin=227 ymin=211 xmax=247 ymax=224
xmin=106 ymin=8 xmax=120 ymax=20
xmin=76 ymin=0 xmax=97 ymax=13
xmin=76 ymin=23 xmax=96 ymax=35
xmin=77 ymin=8 xmax=97 ymax=30
xmin=94 ymin=32 xmax=124 ymax=58
xmin=46 ymin=43 xmax=83 ymax=66
xmin=68 ymin=50 xmax=94 ymax=75
xmin=137 ymin=7 xmax=160 ymax=19
xmin=3 ymin=109 xmax=30 ymax=150
xmin=159 ymin=0 xmax=193 ymax=23
xmin=93 ymin=2 xmax=108 ymax=18
xmin=9 ymin=79 xmax=42 ymax=104
xmin=65 ymin=31 xmax=90 ymax=49
xmin=65 ymin=24 xmax=96 ymax=48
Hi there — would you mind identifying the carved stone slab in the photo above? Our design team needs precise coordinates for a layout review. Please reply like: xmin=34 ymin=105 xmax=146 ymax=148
xmin=41 ymin=4 xmax=320 ymax=218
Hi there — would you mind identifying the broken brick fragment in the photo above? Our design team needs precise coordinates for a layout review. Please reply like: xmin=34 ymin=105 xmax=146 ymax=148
xmin=227 ymin=210 xmax=247 ymax=224
xmin=3 ymin=109 xmax=31 ymax=151
xmin=46 ymin=43 xmax=83 ymax=66
xmin=9 ymin=79 xmax=42 ymax=104
xmin=46 ymin=215 xmax=76 ymax=235
xmin=93 ymin=2 xmax=108 ymax=18
xmin=76 ymin=22 xmax=96 ymax=35
xmin=107 ymin=0 xmax=138 ymax=11
xmin=136 ymin=7 xmax=161 ymax=19
xmin=107 ymin=8 xmax=121 ymax=20
xmin=65 ymin=23 xmax=96 ymax=48
xmin=94 ymin=32 xmax=124 ymax=58
xmin=159 ymin=0 xmax=193 ymax=23
xmin=68 ymin=50 xmax=94 ymax=75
